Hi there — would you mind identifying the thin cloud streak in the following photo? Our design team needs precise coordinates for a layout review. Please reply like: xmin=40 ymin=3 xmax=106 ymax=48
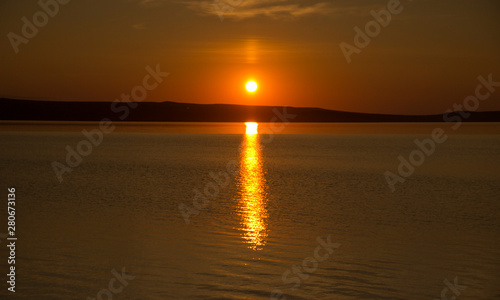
xmin=132 ymin=23 xmax=147 ymax=30
xmin=133 ymin=0 xmax=384 ymax=19
xmin=184 ymin=0 xmax=379 ymax=19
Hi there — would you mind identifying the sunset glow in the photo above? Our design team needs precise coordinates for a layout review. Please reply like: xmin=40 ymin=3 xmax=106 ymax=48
xmin=2 ymin=1 xmax=499 ymax=298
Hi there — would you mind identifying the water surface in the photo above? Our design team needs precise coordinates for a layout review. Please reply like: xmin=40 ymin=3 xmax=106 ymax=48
xmin=0 ymin=122 xmax=499 ymax=299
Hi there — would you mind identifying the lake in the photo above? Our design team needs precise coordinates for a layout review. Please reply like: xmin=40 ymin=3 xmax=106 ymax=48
xmin=0 ymin=122 xmax=499 ymax=299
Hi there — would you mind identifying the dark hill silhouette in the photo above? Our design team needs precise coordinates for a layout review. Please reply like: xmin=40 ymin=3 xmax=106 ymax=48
xmin=1 ymin=98 xmax=499 ymax=122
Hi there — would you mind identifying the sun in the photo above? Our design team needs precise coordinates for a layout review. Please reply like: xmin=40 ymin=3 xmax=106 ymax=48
xmin=246 ymin=81 xmax=257 ymax=92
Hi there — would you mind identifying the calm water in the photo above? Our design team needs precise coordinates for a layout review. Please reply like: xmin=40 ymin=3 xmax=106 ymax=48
xmin=0 ymin=123 xmax=499 ymax=299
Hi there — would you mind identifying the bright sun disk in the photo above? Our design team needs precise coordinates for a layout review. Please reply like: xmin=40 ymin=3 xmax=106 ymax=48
xmin=246 ymin=81 xmax=257 ymax=92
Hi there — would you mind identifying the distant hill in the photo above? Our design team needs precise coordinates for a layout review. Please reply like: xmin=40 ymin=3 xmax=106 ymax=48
xmin=1 ymin=98 xmax=499 ymax=122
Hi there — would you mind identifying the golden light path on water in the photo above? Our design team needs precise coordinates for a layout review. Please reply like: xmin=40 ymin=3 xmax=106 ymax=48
xmin=237 ymin=123 xmax=269 ymax=250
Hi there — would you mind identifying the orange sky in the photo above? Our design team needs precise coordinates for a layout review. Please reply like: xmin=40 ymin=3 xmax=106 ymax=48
xmin=1 ymin=0 xmax=499 ymax=114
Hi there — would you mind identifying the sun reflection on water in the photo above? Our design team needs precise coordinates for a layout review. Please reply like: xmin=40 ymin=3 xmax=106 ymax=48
xmin=236 ymin=126 xmax=269 ymax=250
xmin=245 ymin=122 xmax=258 ymax=135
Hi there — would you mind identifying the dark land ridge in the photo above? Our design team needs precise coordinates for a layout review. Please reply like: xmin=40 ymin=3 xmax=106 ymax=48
xmin=1 ymin=98 xmax=499 ymax=122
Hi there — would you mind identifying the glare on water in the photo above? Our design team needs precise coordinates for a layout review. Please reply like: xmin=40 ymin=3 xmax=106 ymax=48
xmin=236 ymin=128 xmax=269 ymax=250
xmin=245 ymin=122 xmax=258 ymax=135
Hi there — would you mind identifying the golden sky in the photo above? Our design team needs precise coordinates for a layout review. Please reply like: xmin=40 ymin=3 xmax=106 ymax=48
xmin=1 ymin=0 xmax=499 ymax=114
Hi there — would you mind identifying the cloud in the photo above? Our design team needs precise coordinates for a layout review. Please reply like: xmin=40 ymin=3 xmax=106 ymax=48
xmin=132 ymin=0 xmax=380 ymax=20
xmin=182 ymin=0 xmax=338 ymax=19
xmin=132 ymin=23 xmax=147 ymax=30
